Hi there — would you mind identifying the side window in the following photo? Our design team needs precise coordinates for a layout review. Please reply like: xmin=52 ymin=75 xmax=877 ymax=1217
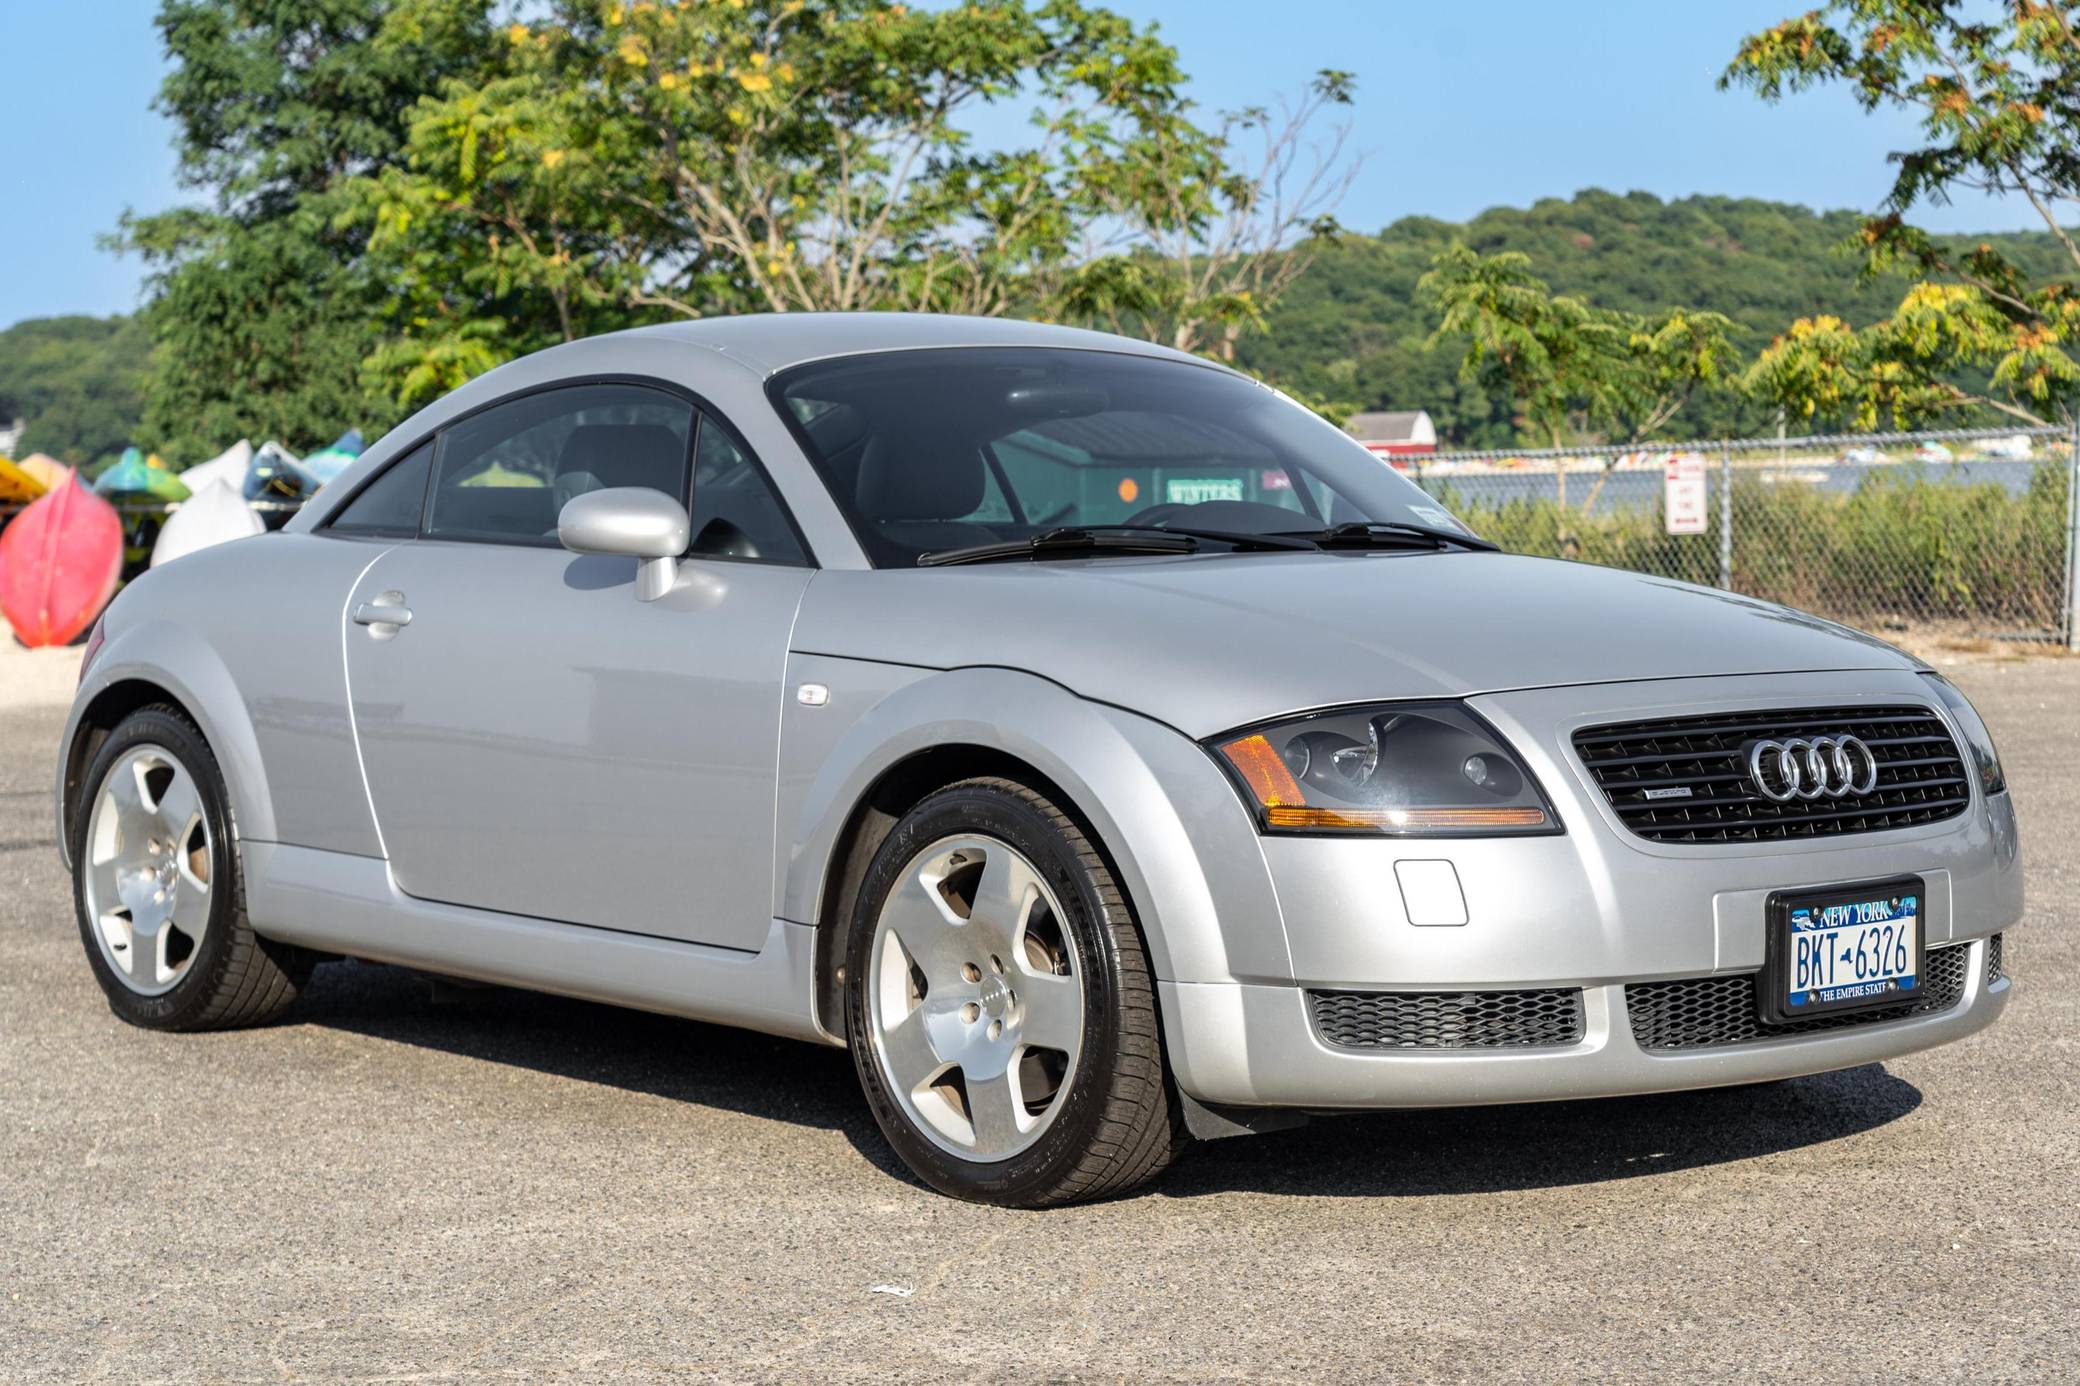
xmin=426 ymin=383 xmax=694 ymax=544
xmin=687 ymin=414 xmax=809 ymax=564
xmin=327 ymin=440 xmax=434 ymax=536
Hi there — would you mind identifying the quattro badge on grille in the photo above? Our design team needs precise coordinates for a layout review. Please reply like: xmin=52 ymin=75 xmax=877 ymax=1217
xmin=1744 ymin=735 xmax=1881 ymax=802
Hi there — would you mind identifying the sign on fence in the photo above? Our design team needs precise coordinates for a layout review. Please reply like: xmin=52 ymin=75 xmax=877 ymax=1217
xmin=1663 ymin=454 xmax=1708 ymax=535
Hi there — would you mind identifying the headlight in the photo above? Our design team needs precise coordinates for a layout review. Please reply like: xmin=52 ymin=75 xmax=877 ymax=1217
xmin=1211 ymin=702 xmax=1561 ymax=836
xmin=1921 ymin=671 xmax=2005 ymax=796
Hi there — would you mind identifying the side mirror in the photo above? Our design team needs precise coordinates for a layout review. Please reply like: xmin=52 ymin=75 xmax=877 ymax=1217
xmin=557 ymin=486 xmax=690 ymax=602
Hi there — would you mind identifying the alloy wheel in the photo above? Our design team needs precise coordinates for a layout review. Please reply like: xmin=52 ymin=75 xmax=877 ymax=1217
xmin=81 ymin=745 xmax=214 ymax=996
xmin=866 ymin=834 xmax=1086 ymax=1162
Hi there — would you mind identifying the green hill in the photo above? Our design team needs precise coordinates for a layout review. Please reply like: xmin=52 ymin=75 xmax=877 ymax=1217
xmin=0 ymin=315 xmax=151 ymax=470
xmin=7 ymin=189 xmax=2068 ymax=459
xmin=1238 ymin=188 xmax=2074 ymax=447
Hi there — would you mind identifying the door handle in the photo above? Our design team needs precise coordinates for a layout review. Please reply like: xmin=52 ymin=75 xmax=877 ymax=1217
xmin=353 ymin=601 xmax=413 ymax=628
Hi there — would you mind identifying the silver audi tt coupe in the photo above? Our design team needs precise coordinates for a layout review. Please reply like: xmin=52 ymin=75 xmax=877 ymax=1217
xmin=56 ymin=314 xmax=2020 ymax=1205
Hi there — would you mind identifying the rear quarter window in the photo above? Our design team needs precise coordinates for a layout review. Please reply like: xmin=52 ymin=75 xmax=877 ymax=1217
xmin=326 ymin=441 xmax=435 ymax=536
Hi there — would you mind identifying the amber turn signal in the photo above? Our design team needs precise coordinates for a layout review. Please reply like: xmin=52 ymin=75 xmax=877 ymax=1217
xmin=1217 ymin=733 xmax=1304 ymax=807
xmin=1262 ymin=805 xmax=1548 ymax=831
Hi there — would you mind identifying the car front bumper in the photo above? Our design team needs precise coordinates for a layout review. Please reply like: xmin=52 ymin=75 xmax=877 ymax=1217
xmin=1149 ymin=669 xmax=2025 ymax=1111
xmin=1160 ymin=935 xmax=2010 ymax=1109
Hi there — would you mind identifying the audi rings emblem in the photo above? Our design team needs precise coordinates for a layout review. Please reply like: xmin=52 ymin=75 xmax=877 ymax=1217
xmin=1744 ymin=736 xmax=1881 ymax=802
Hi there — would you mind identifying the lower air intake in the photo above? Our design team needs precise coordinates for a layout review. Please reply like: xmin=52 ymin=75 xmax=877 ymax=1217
xmin=1308 ymin=987 xmax=1585 ymax=1050
xmin=1625 ymin=941 xmax=1973 ymax=1052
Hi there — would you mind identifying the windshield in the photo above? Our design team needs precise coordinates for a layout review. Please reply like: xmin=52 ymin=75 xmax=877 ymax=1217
xmin=769 ymin=347 xmax=1474 ymax=567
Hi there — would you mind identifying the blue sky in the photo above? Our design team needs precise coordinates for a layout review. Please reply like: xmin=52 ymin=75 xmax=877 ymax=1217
xmin=0 ymin=0 xmax=2055 ymax=331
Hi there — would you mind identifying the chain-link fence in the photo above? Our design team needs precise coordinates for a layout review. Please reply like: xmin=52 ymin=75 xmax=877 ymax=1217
xmin=1397 ymin=425 xmax=2080 ymax=649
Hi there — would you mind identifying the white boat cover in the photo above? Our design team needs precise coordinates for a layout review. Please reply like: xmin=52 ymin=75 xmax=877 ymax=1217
xmin=180 ymin=439 xmax=254 ymax=494
xmin=150 ymin=478 xmax=265 ymax=568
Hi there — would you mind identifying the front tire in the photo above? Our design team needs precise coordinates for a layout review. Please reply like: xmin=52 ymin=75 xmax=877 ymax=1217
xmin=71 ymin=705 xmax=311 ymax=1030
xmin=844 ymin=777 xmax=1184 ymax=1205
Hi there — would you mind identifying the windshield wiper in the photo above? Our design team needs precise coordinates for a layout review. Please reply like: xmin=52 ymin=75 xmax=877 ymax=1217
xmin=1277 ymin=520 xmax=1500 ymax=553
xmin=918 ymin=523 xmax=1320 ymax=567
xmin=919 ymin=527 xmax=1198 ymax=567
xmin=1103 ymin=523 xmax=1320 ymax=552
xmin=922 ymin=520 xmax=1494 ymax=566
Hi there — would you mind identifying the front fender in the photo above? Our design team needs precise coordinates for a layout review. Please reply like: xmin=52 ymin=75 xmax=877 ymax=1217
xmin=57 ymin=617 xmax=276 ymax=868
xmin=775 ymin=659 xmax=1290 ymax=989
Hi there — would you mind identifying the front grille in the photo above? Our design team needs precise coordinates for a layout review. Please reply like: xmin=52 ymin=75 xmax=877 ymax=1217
xmin=1625 ymin=941 xmax=1973 ymax=1051
xmin=1986 ymin=932 xmax=2005 ymax=986
xmin=1574 ymin=704 xmax=1968 ymax=844
xmin=1309 ymin=988 xmax=1585 ymax=1050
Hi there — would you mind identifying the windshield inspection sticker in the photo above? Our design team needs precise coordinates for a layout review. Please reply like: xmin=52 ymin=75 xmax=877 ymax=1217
xmin=1409 ymin=505 xmax=1466 ymax=533
xmin=1165 ymin=477 xmax=1245 ymax=504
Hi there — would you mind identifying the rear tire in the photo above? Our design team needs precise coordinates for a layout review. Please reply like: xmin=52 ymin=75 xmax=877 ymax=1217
xmin=71 ymin=705 xmax=312 ymax=1030
xmin=845 ymin=777 xmax=1186 ymax=1205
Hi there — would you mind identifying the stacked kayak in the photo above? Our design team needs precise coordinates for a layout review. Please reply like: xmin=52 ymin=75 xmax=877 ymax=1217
xmin=300 ymin=429 xmax=364 ymax=485
xmin=94 ymin=449 xmax=192 ymax=505
xmin=0 ymin=456 xmax=45 ymax=554
xmin=0 ymin=478 xmax=123 ymax=647
xmin=151 ymin=479 xmax=264 ymax=567
xmin=149 ymin=438 xmax=268 ymax=567
xmin=17 ymin=454 xmax=73 ymax=491
xmin=0 ymin=426 xmax=362 ymax=641
xmin=179 ymin=438 xmax=253 ymax=494
xmin=244 ymin=442 xmax=320 ymax=530
xmin=93 ymin=449 xmax=190 ymax=571
xmin=0 ymin=456 xmax=47 ymax=504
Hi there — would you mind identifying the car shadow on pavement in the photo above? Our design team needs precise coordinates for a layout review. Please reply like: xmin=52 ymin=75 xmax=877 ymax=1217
xmin=292 ymin=959 xmax=917 ymax=1183
xmin=294 ymin=960 xmax=1923 ymax=1200
xmin=1162 ymin=1063 xmax=1923 ymax=1199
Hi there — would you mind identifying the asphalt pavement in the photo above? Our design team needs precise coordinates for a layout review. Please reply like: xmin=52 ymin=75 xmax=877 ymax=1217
xmin=3 ymin=657 xmax=2075 ymax=1382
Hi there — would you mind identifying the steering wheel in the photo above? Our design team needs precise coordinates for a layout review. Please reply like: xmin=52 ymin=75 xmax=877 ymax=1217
xmin=1122 ymin=499 xmax=1313 ymax=534
xmin=1121 ymin=502 xmax=1187 ymax=528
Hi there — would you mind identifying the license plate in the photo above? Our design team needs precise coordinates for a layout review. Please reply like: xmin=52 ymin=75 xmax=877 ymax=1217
xmin=1761 ymin=876 xmax=1925 ymax=1023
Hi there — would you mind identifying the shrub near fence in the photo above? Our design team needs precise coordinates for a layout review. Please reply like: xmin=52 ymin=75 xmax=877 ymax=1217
xmin=1730 ymin=463 xmax=2069 ymax=630
xmin=1413 ymin=430 xmax=2078 ymax=643
xmin=1425 ymin=481 xmax=1722 ymax=586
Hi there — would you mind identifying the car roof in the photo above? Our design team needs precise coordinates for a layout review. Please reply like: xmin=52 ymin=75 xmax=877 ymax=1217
xmin=602 ymin=312 xmax=1208 ymax=377
xmin=288 ymin=314 xmax=1230 ymax=538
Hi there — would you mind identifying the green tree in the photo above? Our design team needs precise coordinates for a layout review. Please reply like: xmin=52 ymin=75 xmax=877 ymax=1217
xmin=1055 ymin=69 xmax=1360 ymax=359
xmin=597 ymin=0 xmax=1208 ymax=320
xmin=1419 ymin=244 xmax=1739 ymax=447
xmin=351 ymin=0 xmax=1359 ymax=400
xmin=1723 ymin=0 xmax=2080 ymax=426
xmin=116 ymin=0 xmax=496 ymax=458
xmin=1418 ymin=243 xmax=1739 ymax=539
xmin=351 ymin=66 xmax=657 ymax=409
xmin=125 ymin=207 xmax=397 ymax=458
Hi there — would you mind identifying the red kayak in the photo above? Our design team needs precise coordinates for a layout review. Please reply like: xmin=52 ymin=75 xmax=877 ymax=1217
xmin=0 ymin=477 xmax=123 ymax=647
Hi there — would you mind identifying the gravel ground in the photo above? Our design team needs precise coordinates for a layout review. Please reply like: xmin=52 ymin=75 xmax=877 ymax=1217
xmin=1 ymin=656 xmax=2074 ymax=1383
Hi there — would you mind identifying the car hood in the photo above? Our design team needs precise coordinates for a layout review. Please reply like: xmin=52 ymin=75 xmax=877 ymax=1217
xmin=790 ymin=551 xmax=1920 ymax=738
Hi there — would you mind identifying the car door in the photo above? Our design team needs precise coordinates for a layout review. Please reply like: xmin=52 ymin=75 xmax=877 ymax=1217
xmin=339 ymin=381 xmax=815 ymax=952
